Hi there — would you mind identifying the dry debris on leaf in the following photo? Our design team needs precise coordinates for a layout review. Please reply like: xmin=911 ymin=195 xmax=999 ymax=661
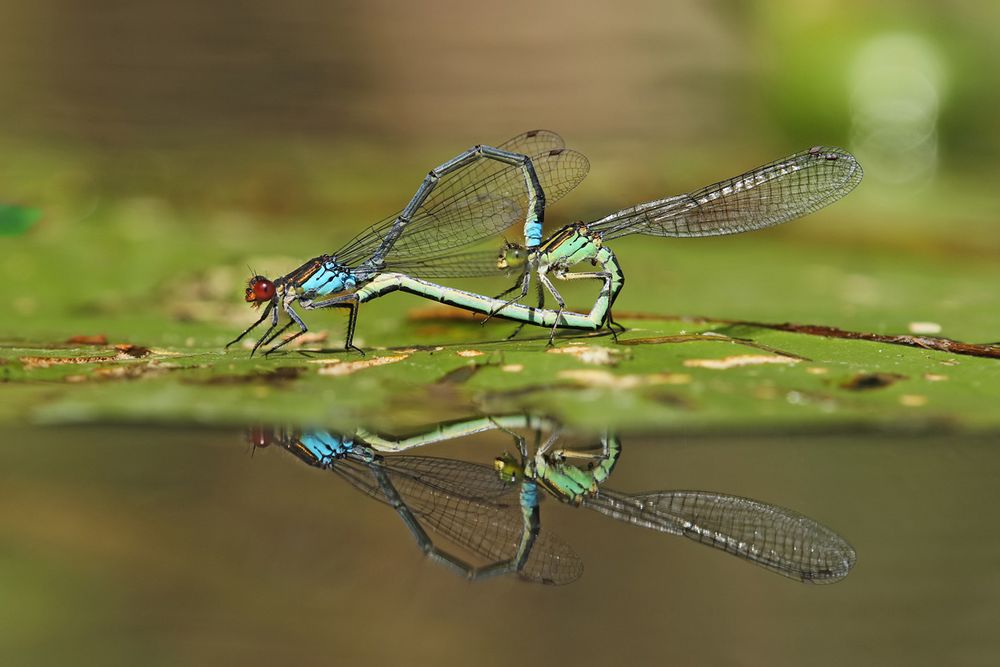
xmin=557 ymin=369 xmax=690 ymax=389
xmin=20 ymin=344 xmax=151 ymax=369
xmin=899 ymin=394 xmax=929 ymax=407
xmin=683 ymin=354 xmax=800 ymax=370
xmin=908 ymin=322 xmax=942 ymax=335
xmin=546 ymin=345 xmax=622 ymax=366
xmin=313 ymin=354 xmax=410 ymax=376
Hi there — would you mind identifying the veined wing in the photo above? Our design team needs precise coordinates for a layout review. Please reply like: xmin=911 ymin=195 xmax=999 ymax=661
xmin=590 ymin=147 xmax=862 ymax=241
xmin=336 ymin=454 xmax=515 ymax=503
xmin=585 ymin=488 xmax=856 ymax=583
xmin=335 ymin=456 xmax=583 ymax=585
xmin=384 ymin=248 xmax=514 ymax=280
xmin=500 ymin=129 xmax=566 ymax=156
xmin=335 ymin=132 xmax=589 ymax=266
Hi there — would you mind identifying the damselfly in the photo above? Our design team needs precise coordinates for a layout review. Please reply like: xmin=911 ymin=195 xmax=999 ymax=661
xmin=495 ymin=424 xmax=856 ymax=584
xmin=251 ymin=416 xmax=856 ymax=584
xmin=228 ymin=131 xmax=594 ymax=355
xmin=483 ymin=146 xmax=863 ymax=343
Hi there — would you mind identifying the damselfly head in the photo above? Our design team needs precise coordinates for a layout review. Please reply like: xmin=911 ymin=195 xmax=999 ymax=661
xmin=245 ymin=275 xmax=276 ymax=307
xmin=497 ymin=241 xmax=528 ymax=271
xmin=494 ymin=453 xmax=523 ymax=483
xmin=246 ymin=426 xmax=280 ymax=450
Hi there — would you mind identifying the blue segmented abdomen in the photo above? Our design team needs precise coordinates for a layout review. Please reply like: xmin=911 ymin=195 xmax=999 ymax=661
xmin=299 ymin=432 xmax=354 ymax=466
xmin=300 ymin=264 xmax=357 ymax=297
xmin=524 ymin=217 xmax=543 ymax=248
xmin=520 ymin=481 xmax=540 ymax=509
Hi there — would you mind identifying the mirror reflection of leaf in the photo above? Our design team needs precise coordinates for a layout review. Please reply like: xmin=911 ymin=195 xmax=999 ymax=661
xmin=249 ymin=416 xmax=856 ymax=585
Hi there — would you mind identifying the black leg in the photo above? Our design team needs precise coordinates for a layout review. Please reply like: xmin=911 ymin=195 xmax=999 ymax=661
xmin=250 ymin=304 xmax=282 ymax=357
xmin=538 ymin=273 xmax=566 ymax=346
xmin=263 ymin=303 xmax=309 ymax=355
xmin=340 ymin=299 xmax=365 ymax=355
xmin=505 ymin=279 xmax=545 ymax=340
xmin=300 ymin=293 xmax=365 ymax=355
xmin=228 ymin=301 xmax=274 ymax=350
xmin=482 ymin=270 xmax=531 ymax=326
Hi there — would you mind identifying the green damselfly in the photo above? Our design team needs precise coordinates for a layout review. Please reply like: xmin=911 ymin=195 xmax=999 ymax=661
xmin=484 ymin=145 xmax=863 ymax=342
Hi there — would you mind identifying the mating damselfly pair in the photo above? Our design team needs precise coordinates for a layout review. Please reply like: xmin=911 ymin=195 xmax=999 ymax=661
xmin=229 ymin=131 xmax=863 ymax=354
xmin=250 ymin=415 xmax=856 ymax=584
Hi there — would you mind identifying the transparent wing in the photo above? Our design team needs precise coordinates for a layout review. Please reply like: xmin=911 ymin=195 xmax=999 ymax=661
xmin=380 ymin=455 xmax=517 ymax=502
xmin=384 ymin=248 xmax=516 ymax=279
xmin=336 ymin=456 xmax=583 ymax=585
xmin=591 ymin=147 xmax=862 ymax=240
xmin=499 ymin=129 xmax=566 ymax=156
xmin=397 ymin=477 xmax=583 ymax=585
xmin=335 ymin=133 xmax=589 ymax=266
xmin=585 ymin=489 xmax=856 ymax=583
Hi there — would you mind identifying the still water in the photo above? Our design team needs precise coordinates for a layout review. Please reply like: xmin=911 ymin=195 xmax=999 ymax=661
xmin=1 ymin=421 xmax=997 ymax=665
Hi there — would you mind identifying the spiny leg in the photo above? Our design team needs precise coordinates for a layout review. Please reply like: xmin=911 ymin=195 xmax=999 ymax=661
xmin=606 ymin=312 xmax=626 ymax=337
xmin=227 ymin=300 xmax=274 ymax=350
xmin=263 ymin=304 xmax=309 ymax=355
xmin=488 ymin=417 xmax=531 ymax=460
xmin=554 ymin=268 xmax=618 ymax=336
xmin=537 ymin=427 xmax=564 ymax=458
xmin=537 ymin=272 xmax=568 ymax=346
xmin=302 ymin=293 xmax=365 ymax=355
xmin=603 ymin=295 xmax=626 ymax=341
xmin=250 ymin=303 xmax=283 ymax=357
xmin=505 ymin=279 xmax=546 ymax=340
xmin=492 ymin=273 xmax=528 ymax=301
xmin=256 ymin=320 xmax=294 ymax=355
xmin=340 ymin=298 xmax=365 ymax=355
xmin=482 ymin=269 xmax=531 ymax=327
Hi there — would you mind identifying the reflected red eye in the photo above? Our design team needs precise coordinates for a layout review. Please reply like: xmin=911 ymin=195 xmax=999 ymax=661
xmin=247 ymin=426 xmax=277 ymax=449
xmin=245 ymin=275 xmax=275 ymax=303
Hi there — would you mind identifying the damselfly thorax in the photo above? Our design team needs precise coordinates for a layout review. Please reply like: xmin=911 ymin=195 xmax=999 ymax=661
xmin=497 ymin=222 xmax=605 ymax=275
xmin=285 ymin=256 xmax=361 ymax=298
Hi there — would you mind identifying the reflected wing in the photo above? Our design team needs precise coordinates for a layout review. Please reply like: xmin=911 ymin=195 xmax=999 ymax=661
xmin=336 ymin=456 xmax=583 ymax=585
xmin=591 ymin=147 xmax=862 ymax=240
xmin=380 ymin=455 xmax=517 ymax=502
xmin=335 ymin=132 xmax=589 ymax=266
xmin=586 ymin=489 xmax=856 ymax=583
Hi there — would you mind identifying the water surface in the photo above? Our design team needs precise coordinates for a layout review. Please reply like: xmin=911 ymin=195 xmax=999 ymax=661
xmin=2 ymin=424 xmax=996 ymax=665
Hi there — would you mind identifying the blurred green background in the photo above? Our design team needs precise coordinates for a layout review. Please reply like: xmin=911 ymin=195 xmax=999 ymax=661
xmin=2 ymin=0 xmax=999 ymax=336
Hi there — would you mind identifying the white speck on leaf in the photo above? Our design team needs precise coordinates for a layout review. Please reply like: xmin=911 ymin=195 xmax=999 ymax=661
xmin=908 ymin=321 xmax=942 ymax=335
xmin=683 ymin=354 xmax=800 ymax=370
xmin=315 ymin=354 xmax=410 ymax=376
xmin=547 ymin=346 xmax=621 ymax=366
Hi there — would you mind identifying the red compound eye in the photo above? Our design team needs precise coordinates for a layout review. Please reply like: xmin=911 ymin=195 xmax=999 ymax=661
xmin=245 ymin=275 xmax=275 ymax=303
xmin=247 ymin=426 xmax=278 ymax=449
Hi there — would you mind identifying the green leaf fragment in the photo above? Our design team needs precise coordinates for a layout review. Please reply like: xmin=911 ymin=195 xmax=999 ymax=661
xmin=0 ymin=204 xmax=42 ymax=236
